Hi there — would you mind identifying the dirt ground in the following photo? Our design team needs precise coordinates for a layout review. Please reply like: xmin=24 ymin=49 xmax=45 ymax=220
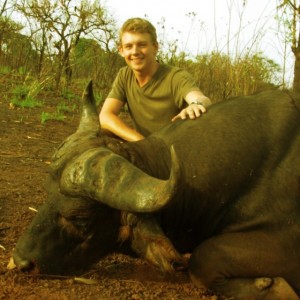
xmin=0 ymin=78 xmax=222 ymax=299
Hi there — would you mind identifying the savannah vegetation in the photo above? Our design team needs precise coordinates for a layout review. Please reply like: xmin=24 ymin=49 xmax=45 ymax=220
xmin=0 ymin=0 xmax=299 ymax=122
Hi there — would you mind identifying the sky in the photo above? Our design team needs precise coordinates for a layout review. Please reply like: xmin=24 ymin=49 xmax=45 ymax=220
xmin=104 ymin=0 xmax=294 ymax=86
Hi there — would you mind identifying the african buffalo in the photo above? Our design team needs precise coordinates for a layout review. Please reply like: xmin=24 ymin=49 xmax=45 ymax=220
xmin=10 ymin=82 xmax=300 ymax=299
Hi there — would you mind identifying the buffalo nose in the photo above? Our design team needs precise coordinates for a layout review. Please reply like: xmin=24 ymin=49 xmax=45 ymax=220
xmin=18 ymin=259 xmax=34 ymax=271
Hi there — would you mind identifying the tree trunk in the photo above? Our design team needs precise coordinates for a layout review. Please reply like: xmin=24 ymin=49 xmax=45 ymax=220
xmin=293 ymin=48 xmax=300 ymax=92
xmin=292 ymin=4 xmax=300 ymax=92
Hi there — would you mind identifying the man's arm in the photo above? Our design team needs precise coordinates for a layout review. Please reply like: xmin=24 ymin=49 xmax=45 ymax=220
xmin=99 ymin=98 xmax=144 ymax=142
xmin=171 ymin=90 xmax=212 ymax=122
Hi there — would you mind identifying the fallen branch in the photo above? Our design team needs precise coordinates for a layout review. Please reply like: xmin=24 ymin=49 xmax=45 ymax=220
xmin=27 ymin=136 xmax=59 ymax=144
xmin=0 ymin=152 xmax=25 ymax=158
xmin=19 ymin=273 xmax=98 ymax=285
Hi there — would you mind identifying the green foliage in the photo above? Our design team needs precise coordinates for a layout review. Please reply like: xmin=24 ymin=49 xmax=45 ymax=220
xmin=93 ymin=90 xmax=105 ymax=106
xmin=1 ymin=0 xmax=289 ymax=98
xmin=183 ymin=52 xmax=280 ymax=101
xmin=57 ymin=102 xmax=77 ymax=113
xmin=276 ymin=0 xmax=300 ymax=91
xmin=61 ymin=88 xmax=79 ymax=101
xmin=10 ymin=76 xmax=49 ymax=108
xmin=13 ymin=0 xmax=116 ymax=90
xmin=72 ymin=38 xmax=124 ymax=97
xmin=41 ymin=111 xmax=65 ymax=124
xmin=18 ymin=66 xmax=27 ymax=76
xmin=11 ymin=84 xmax=43 ymax=108
xmin=0 ymin=65 xmax=11 ymax=74
xmin=72 ymin=38 xmax=100 ymax=77
xmin=11 ymin=96 xmax=43 ymax=108
xmin=156 ymin=27 xmax=281 ymax=101
xmin=12 ymin=84 xmax=29 ymax=100
xmin=0 ymin=16 xmax=23 ymax=32
xmin=40 ymin=102 xmax=76 ymax=124
xmin=275 ymin=0 xmax=299 ymax=47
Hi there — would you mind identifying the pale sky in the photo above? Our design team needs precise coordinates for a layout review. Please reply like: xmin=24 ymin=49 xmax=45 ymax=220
xmin=104 ymin=0 xmax=294 ymax=85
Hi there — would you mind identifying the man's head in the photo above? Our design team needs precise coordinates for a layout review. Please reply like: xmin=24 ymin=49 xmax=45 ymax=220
xmin=118 ymin=18 xmax=159 ymax=74
xmin=119 ymin=18 xmax=158 ymax=46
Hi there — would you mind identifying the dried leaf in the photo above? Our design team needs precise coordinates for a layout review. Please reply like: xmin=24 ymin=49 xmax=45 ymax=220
xmin=74 ymin=277 xmax=98 ymax=285
xmin=29 ymin=207 xmax=38 ymax=212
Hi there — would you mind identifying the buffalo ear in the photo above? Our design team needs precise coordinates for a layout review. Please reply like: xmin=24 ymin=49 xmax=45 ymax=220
xmin=77 ymin=80 xmax=100 ymax=133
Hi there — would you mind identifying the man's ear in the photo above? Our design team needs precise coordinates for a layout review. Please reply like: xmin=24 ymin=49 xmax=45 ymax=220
xmin=154 ymin=42 xmax=159 ymax=55
xmin=118 ymin=46 xmax=124 ymax=57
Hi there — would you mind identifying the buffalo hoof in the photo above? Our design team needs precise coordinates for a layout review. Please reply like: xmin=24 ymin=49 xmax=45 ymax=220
xmin=189 ymin=274 xmax=299 ymax=300
xmin=258 ymin=277 xmax=299 ymax=300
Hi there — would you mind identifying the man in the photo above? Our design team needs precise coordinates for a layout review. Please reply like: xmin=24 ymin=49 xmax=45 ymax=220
xmin=99 ymin=17 xmax=211 ymax=142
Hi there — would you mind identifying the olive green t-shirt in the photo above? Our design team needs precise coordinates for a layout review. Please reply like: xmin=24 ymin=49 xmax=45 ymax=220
xmin=107 ymin=64 xmax=200 ymax=136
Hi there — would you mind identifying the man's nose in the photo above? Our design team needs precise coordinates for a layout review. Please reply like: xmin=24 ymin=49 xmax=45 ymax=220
xmin=131 ymin=45 xmax=140 ymax=54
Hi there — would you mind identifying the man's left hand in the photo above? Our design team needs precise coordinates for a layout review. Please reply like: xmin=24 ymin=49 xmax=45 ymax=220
xmin=171 ymin=103 xmax=207 ymax=122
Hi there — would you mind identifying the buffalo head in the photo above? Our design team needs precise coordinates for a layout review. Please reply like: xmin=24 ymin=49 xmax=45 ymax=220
xmin=10 ymin=81 xmax=180 ymax=274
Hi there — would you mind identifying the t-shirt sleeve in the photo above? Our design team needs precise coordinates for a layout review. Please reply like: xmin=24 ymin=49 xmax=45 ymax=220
xmin=171 ymin=69 xmax=201 ymax=108
xmin=107 ymin=68 xmax=127 ymax=103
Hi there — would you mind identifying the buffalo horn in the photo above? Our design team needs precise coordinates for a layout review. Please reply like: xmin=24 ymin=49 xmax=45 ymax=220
xmin=77 ymin=80 xmax=100 ymax=132
xmin=60 ymin=145 xmax=180 ymax=212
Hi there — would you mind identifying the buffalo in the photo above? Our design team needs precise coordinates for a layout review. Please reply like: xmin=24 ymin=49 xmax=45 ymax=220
xmin=9 ymin=82 xmax=300 ymax=299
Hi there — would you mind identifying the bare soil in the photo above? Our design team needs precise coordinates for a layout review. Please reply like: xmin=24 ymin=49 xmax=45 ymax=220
xmin=0 ymin=78 xmax=222 ymax=299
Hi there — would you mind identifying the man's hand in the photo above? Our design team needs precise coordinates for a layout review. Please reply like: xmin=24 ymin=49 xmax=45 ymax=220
xmin=171 ymin=103 xmax=207 ymax=122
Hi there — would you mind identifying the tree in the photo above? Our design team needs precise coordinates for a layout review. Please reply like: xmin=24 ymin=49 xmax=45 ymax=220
xmin=16 ymin=0 xmax=116 ymax=90
xmin=0 ymin=1 xmax=24 ymax=68
xmin=72 ymin=38 xmax=123 ymax=97
xmin=0 ymin=0 xmax=9 ymax=15
xmin=277 ymin=0 xmax=300 ymax=92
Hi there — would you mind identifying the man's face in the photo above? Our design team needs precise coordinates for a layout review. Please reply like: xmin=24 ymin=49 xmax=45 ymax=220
xmin=119 ymin=32 xmax=158 ymax=73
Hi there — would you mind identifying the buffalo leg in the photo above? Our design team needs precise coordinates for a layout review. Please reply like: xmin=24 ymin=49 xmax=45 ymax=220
xmin=189 ymin=233 xmax=299 ymax=299
xmin=130 ymin=213 xmax=188 ymax=273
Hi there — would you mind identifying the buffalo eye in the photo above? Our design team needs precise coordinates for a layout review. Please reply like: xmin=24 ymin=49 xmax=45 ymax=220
xmin=58 ymin=215 xmax=90 ymax=239
xmin=68 ymin=216 xmax=90 ymax=232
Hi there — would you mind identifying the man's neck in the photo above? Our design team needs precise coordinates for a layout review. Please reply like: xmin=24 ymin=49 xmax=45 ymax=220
xmin=134 ymin=62 xmax=159 ymax=87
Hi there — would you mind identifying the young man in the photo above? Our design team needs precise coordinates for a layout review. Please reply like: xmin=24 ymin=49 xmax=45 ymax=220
xmin=99 ymin=18 xmax=211 ymax=142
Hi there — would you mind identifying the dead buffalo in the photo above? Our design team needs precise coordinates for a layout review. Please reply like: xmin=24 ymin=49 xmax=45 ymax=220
xmin=10 ymin=82 xmax=300 ymax=299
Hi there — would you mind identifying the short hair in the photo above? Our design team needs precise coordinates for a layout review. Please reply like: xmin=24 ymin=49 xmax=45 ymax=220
xmin=119 ymin=18 xmax=158 ymax=46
